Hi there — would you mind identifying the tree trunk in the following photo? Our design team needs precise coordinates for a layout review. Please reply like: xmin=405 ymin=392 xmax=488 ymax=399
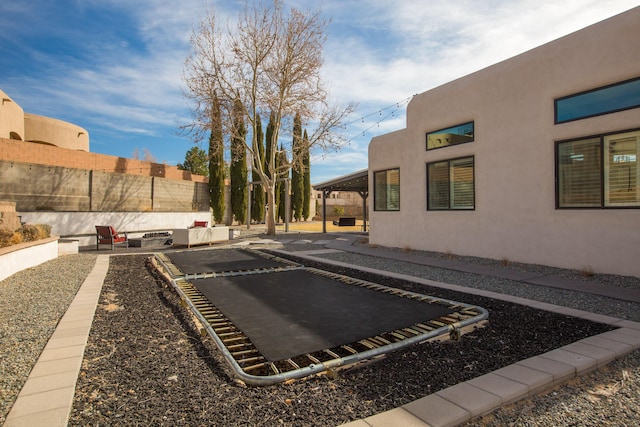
xmin=265 ymin=185 xmax=277 ymax=235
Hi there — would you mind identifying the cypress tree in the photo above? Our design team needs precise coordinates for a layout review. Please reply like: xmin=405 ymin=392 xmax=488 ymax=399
xmin=264 ymin=112 xmax=275 ymax=180
xmin=208 ymin=95 xmax=225 ymax=224
xmin=230 ymin=98 xmax=247 ymax=224
xmin=302 ymin=129 xmax=311 ymax=220
xmin=275 ymin=144 xmax=288 ymax=222
xmin=290 ymin=113 xmax=303 ymax=221
xmin=250 ymin=115 xmax=265 ymax=223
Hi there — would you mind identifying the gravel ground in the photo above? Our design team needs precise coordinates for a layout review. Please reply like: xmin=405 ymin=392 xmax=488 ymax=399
xmin=68 ymin=251 xmax=621 ymax=426
xmin=0 ymin=253 xmax=98 ymax=425
xmin=2 ymin=234 xmax=639 ymax=426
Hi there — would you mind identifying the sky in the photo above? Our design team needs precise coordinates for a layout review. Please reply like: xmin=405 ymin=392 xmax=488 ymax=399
xmin=1 ymin=0 xmax=638 ymax=184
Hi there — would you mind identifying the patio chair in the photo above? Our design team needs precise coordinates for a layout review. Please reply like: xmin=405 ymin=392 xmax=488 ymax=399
xmin=95 ymin=225 xmax=129 ymax=250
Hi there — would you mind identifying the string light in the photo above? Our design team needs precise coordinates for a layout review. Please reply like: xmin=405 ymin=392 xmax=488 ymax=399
xmin=343 ymin=95 xmax=414 ymax=143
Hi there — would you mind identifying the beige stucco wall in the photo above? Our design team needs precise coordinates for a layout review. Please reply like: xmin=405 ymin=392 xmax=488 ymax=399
xmin=369 ymin=7 xmax=640 ymax=277
xmin=0 ymin=89 xmax=25 ymax=141
xmin=24 ymin=113 xmax=89 ymax=151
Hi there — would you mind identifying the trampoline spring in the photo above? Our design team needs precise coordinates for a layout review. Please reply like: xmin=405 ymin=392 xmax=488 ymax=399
xmin=391 ymin=331 xmax=409 ymax=340
xmin=243 ymin=362 xmax=268 ymax=372
xmin=237 ymin=356 xmax=264 ymax=365
xmin=358 ymin=339 xmax=379 ymax=350
xmin=231 ymin=349 xmax=259 ymax=357
xmin=306 ymin=354 xmax=321 ymax=364
xmin=324 ymin=349 xmax=340 ymax=359
xmin=269 ymin=363 xmax=280 ymax=375
xmin=222 ymin=336 xmax=248 ymax=344
xmin=371 ymin=335 xmax=392 ymax=345
xmin=286 ymin=359 xmax=300 ymax=369
xmin=227 ymin=343 xmax=252 ymax=350
xmin=218 ymin=331 xmax=244 ymax=338
xmin=341 ymin=345 xmax=357 ymax=355
xmin=415 ymin=322 xmax=436 ymax=331
xmin=213 ymin=326 xmax=235 ymax=333
xmin=401 ymin=328 xmax=420 ymax=336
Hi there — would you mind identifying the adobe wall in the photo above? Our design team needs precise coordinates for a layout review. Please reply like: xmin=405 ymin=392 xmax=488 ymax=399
xmin=0 ymin=91 xmax=25 ymax=141
xmin=0 ymin=138 xmax=207 ymax=183
xmin=24 ymin=113 xmax=90 ymax=151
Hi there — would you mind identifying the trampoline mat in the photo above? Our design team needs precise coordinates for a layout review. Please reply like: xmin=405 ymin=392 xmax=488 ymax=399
xmin=193 ymin=269 xmax=454 ymax=361
xmin=167 ymin=249 xmax=290 ymax=275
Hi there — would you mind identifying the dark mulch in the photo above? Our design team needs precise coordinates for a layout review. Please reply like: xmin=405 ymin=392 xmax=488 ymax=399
xmin=69 ymin=254 xmax=615 ymax=426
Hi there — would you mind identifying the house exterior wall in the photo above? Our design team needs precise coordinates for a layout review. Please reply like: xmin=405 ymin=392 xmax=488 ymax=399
xmin=23 ymin=113 xmax=90 ymax=151
xmin=369 ymin=7 xmax=640 ymax=277
xmin=0 ymin=90 xmax=25 ymax=141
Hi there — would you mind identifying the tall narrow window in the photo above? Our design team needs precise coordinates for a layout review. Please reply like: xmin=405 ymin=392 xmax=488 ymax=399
xmin=557 ymin=137 xmax=602 ymax=207
xmin=556 ymin=129 xmax=640 ymax=208
xmin=427 ymin=156 xmax=475 ymax=210
xmin=604 ymin=131 xmax=639 ymax=207
xmin=374 ymin=168 xmax=400 ymax=211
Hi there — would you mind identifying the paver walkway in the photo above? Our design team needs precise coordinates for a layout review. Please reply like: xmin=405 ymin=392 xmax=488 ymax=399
xmin=6 ymin=235 xmax=640 ymax=427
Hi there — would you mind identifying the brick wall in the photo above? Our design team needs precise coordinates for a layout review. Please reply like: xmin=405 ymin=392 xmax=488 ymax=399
xmin=0 ymin=138 xmax=207 ymax=183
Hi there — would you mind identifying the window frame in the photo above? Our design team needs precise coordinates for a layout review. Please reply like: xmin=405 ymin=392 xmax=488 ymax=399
xmin=373 ymin=168 xmax=400 ymax=212
xmin=426 ymin=155 xmax=475 ymax=211
xmin=554 ymin=76 xmax=640 ymax=124
xmin=426 ymin=121 xmax=475 ymax=151
xmin=555 ymin=128 xmax=640 ymax=209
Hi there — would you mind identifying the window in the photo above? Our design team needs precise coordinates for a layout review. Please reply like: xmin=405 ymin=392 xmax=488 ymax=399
xmin=426 ymin=121 xmax=474 ymax=150
xmin=555 ymin=77 xmax=640 ymax=124
xmin=427 ymin=156 xmax=474 ymax=210
xmin=374 ymin=168 xmax=400 ymax=211
xmin=557 ymin=129 xmax=640 ymax=208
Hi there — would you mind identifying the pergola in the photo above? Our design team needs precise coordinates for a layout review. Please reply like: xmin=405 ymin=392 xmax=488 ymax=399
xmin=312 ymin=169 xmax=369 ymax=233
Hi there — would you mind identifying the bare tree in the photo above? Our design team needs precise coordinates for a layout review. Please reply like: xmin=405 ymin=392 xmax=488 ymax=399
xmin=183 ymin=0 xmax=355 ymax=234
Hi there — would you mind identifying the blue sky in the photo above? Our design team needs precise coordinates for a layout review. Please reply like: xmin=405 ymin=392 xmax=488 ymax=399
xmin=1 ymin=1 xmax=638 ymax=184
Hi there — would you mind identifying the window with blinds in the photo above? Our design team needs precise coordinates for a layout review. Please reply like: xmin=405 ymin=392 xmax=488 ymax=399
xmin=557 ymin=137 xmax=601 ymax=207
xmin=374 ymin=168 xmax=400 ymax=211
xmin=557 ymin=129 xmax=639 ymax=208
xmin=427 ymin=156 xmax=475 ymax=210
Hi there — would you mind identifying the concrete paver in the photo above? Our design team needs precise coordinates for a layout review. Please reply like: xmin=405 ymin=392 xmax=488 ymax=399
xmin=561 ymin=341 xmax=617 ymax=367
xmin=467 ymin=372 xmax=529 ymax=405
xmin=403 ymin=393 xmax=471 ymax=427
xmin=491 ymin=363 xmax=554 ymax=396
xmin=436 ymin=382 xmax=502 ymax=417
xmin=363 ymin=408 xmax=426 ymax=427
xmin=4 ymin=254 xmax=109 ymax=427
xmin=538 ymin=348 xmax=598 ymax=375
xmin=578 ymin=335 xmax=634 ymax=355
xmin=517 ymin=355 xmax=576 ymax=385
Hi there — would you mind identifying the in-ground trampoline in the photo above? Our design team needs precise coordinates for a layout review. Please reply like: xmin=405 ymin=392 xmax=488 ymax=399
xmin=153 ymin=248 xmax=488 ymax=386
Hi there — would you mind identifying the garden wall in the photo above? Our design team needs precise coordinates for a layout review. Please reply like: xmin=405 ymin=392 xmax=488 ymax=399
xmin=0 ymin=161 xmax=210 ymax=212
xmin=20 ymin=211 xmax=217 ymax=247
xmin=0 ymin=237 xmax=58 ymax=282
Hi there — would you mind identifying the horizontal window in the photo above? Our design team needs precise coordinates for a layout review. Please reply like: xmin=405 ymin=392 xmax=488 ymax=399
xmin=374 ymin=168 xmax=400 ymax=211
xmin=427 ymin=156 xmax=474 ymax=210
xmin=556 ymin=129 xmax=640 ymax=208
xmin=426 ymin=121 xmax=474 ymax=150
xmin=555 ymin=77 xmax=640 ymax=124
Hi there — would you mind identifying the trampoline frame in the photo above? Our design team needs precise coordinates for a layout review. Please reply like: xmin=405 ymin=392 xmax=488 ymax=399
xmin=152 ymin=249 xmax=489 ymax=386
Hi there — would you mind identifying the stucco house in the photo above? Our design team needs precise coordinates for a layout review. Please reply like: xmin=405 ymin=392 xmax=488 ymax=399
xmin=368 ymin=7 xmax=640 ymax=277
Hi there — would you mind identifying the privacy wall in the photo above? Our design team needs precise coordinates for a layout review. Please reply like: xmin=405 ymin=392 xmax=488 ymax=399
xmin=0 ymin=161 xmax=209 ymax=212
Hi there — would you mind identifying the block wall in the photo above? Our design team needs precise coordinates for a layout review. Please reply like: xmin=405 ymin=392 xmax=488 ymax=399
xmin=0 ymin=161 xmax=211 ymax=212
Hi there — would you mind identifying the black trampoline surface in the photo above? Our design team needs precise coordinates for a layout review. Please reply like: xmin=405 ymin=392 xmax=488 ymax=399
xmin=167 ymin=249 xmax=291 ymax=275
xmin=192 ymin=269 xmax=454 ymax=361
